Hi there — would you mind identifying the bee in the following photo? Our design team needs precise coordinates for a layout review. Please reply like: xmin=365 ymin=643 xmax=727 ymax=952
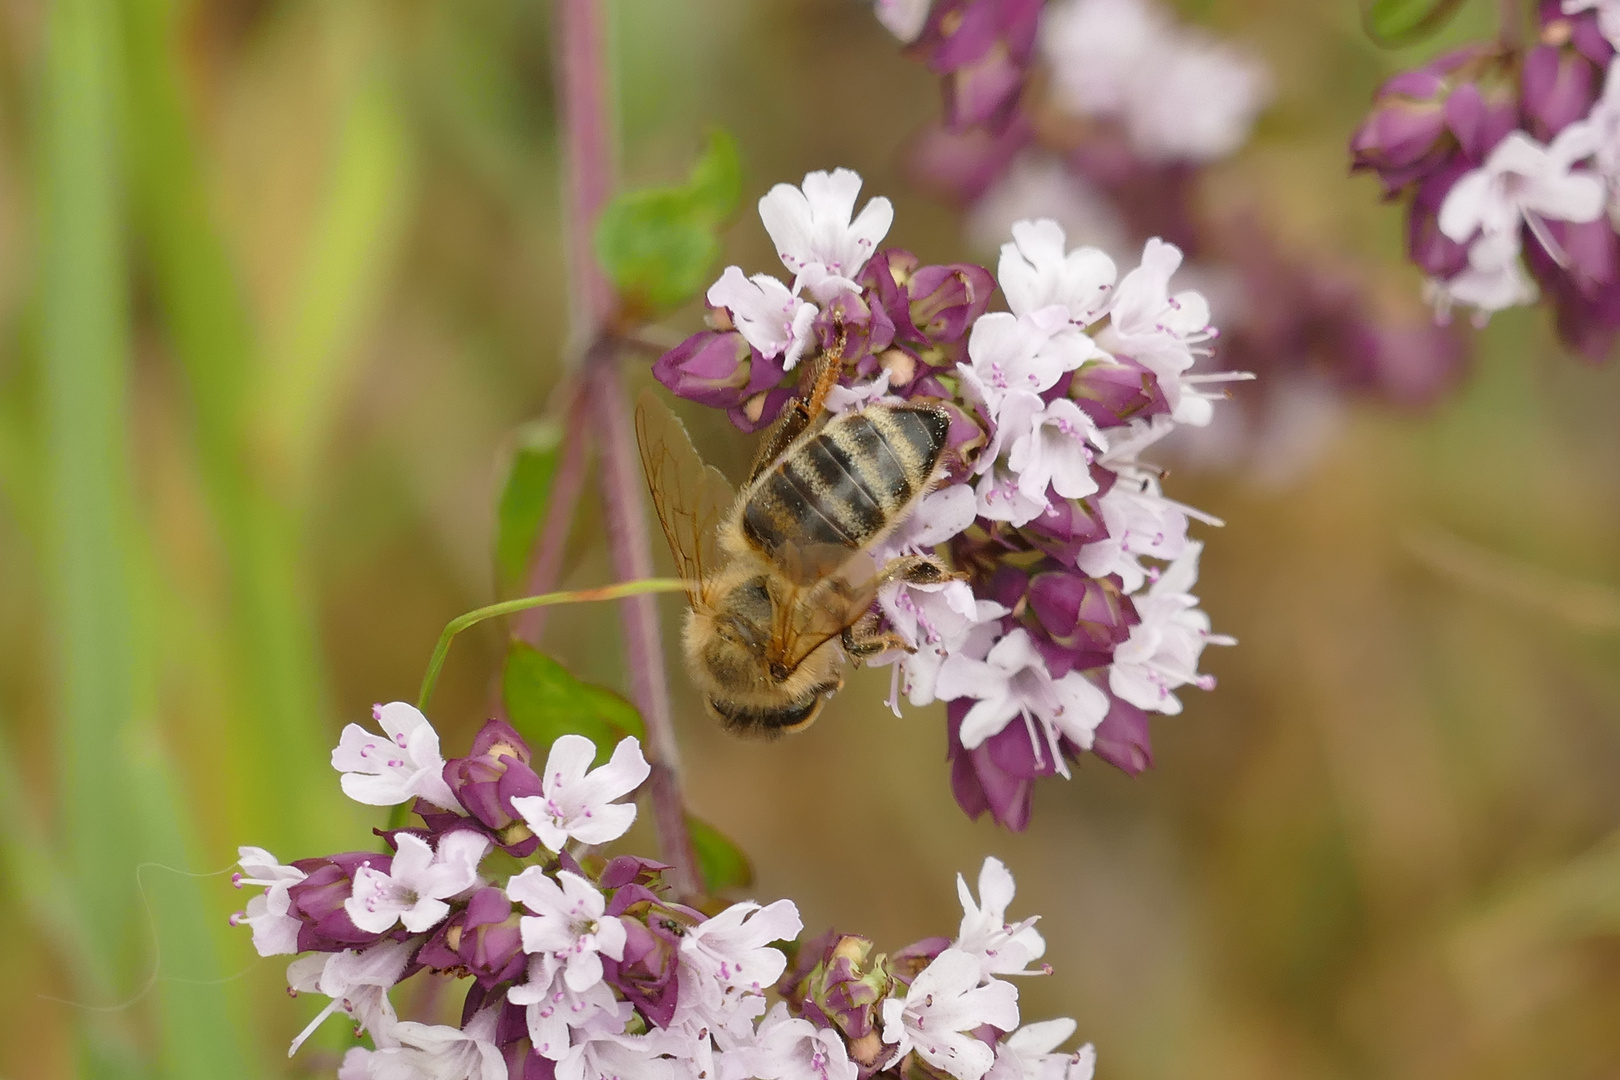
xmin=635 ymin=362 xmax=954 ymax=735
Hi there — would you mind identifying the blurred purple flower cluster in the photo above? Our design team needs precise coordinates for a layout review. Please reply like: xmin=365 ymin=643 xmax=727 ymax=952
xmin=877 ymin=0 xmax=1468 ymax=480
xmin=233 ymin=704 xmax=1095 ymax=1080
xmin=654 ymin=168 xmax=1233 ymax=829
xmin=1353 ymin=1 xmax=1620 ymax=360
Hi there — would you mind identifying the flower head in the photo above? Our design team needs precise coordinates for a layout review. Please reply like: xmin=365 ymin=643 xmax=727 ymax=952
xmin=510 ymin=735 xmax=650 ymax=852
xmin=759 ymin=169 xmax=894 ymax=301
xmin=332 ymin=702 xmax=457 ymax=810
xmin=344 ymin=830 xmax=489 ymax=935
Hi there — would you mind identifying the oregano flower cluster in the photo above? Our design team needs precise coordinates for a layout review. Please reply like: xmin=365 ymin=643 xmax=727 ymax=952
xmin=1353 ymin=0 xmax=1620 ymax=359
xmin=233 ymin=706 xmax=1095 ymax=1080
xmin=653 ymin=167 xmax=1233 ymax=829
xmin=876 ymin=0 xmax=1469 ymax=479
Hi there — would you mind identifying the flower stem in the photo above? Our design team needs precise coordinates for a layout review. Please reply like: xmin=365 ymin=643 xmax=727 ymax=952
xmin=591 ymin=360 xmax=703 ymax=897
xmin=555 ymin=0 xmax=699 ymax=895
xmin=556 ymin=0 xmax=616 ymax=332
xmin=415 ymin=579 xmax=688 ymax=715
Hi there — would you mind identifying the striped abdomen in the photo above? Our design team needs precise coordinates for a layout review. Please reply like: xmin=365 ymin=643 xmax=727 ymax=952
xmin=741 ymin=404 xmax=949 ymax=582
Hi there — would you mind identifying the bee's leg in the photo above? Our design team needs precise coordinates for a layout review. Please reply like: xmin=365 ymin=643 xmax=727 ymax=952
xmin=872 ymin=554 xmax=957 ymax=589
xmin=842 ymin=611 xmax=913 ymax=658
xmin=803 ymin=337 xmax=847 ymax=421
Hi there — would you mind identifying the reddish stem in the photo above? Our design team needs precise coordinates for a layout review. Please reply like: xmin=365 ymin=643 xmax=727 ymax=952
xmin=591 ymin=360 xmax=701 ymax=897
xmin=556 ymin=0 xmax=616 ymax=328
xmin=554 ymin=0 xmax=698 ymax=896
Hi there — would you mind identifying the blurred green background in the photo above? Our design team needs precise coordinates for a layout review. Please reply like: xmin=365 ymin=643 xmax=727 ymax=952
xmin=3 ymin=0 xmax=1620 ymax=1077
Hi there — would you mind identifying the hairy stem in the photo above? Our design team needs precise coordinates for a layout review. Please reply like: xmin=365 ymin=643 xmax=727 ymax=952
xmin=556 ymin=0 xmax=615 ymax=331
xmin=514 ymin=378 xmax=595 ymax=645
xmin=555 ymin=0 xmax=699 ymax=894
xmin=592 ymin=360 xmax=702 ymax=897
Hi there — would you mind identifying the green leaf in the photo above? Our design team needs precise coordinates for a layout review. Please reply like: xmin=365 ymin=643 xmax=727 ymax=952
xmin=496 ymin=420 xmax=565 ymax=587
xmin=595 ymin=129 xmax=743 ymax=317
xmin=1361 ymin=0 xmax=1471 ymax=46
xmin=688 ymin=815 xmax=754 ymax=893
xmin=503 ymin=642 xmax=645 ymax=759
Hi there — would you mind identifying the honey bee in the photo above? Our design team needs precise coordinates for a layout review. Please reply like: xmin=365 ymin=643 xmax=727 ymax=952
xmin=636 ymin=364 xmax=954 ymax=735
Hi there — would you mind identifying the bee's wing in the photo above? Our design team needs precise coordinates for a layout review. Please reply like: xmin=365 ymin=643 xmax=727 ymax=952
xmin=635 ymin=389 xmax=736 ymax=604
xmin=771 ymin=548 xmax=885 ymax=672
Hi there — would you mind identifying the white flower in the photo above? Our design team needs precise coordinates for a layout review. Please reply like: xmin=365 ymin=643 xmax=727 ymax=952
xmin=1076 ymin=467 xmax=1190 ymax=593
xmin=1005 ymin=397 xmax=1105 ymax=504
xmin=510 ymin=734 xmax=650 ymax=852
xmin=508 ymin=954 xmax=628 ymax=1060
xmin=934 ymin=628 xmax=1111 ymax=773
xmin=878 ymin=580 xmax=1007 ymax=709
xmin=1438 ymin=128 xmax=1605 ymax=266
xmin=286 ymin=938 xmax=415 ymax=1056
xmin=720 ymin=1003 xmax=858 ymax=1080
xmin=1108 ymin=541 xmax=1234 ymax=714
xmin=960 ymin=310 xmax=1101 ymax=421
xmin=337 ymin=1008 xmax=506 ymax=1080
xmin=232 ymin=846 xmax=306 ymax=957
xmin=955 ymin=857 xmax=1046 ymax=979
xmin=1097 ymin=239 xmax=1219 ymax=427
xmin=707 ymin=266 xmax=818 ymax=370
xmin=1580 ymin=58 xmax=1620 ymax=191
xmin=825 ymin=371 xmax=894 ymax=414
xmin=1566 ymin=0 xmax=1620 ymax=48
xmin=345 ymin=831 xmax=489 ymax=935
xmin=758 ymin=168 xmax=893 ymax=301
xmin=974 ymin=455 xmax=1053 ymax=528
xmin=507 ymin=868 xmax=626 ymax=992
xmin=1125 ymin=33 xmax=1270 ymax=164
xmin=997 ymin=219 xmax=1117 ymax=325
xmin=557 ymin=1027 xmax=700 ymax=1080
xmin=986 ymin=1020 xmax=1096 ymax=1080
xmin=331 ymin=702 xmax=458 ymax=810
xmin=880 ymin=949 xmax=1020 ymax=1080
xmin=966 ymin=157 xmax=1129 ymax=261
xmin=679 ymin=899 xmax=803 ymax=1017
xmin=1424 ymin=252 xmax=1540 ymax=323
xmin=875 ymin=0 xmax=932 ymax=43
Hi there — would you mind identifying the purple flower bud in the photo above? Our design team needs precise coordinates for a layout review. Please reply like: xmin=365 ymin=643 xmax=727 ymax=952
xmin=1407 ymin=163 xmax=1473 ymax=278
xmin=1443 ymin=76 xmax=1519 ymax=162
xmin=780 ymin=933 xmax=897 ymax=1053
xmin=947 ymin=699 xmax=1060 ymax=831
xmin=1521 ymin=39 xmax=1602 ymax=141
xmin=909 ymin=263 xmax=996 ymax=345
xmin=652 ymin=330 xmax=761 ymax=410
xmin=1089 ymin=695 xmax=1155 ymax=775
xmin=504 ymin=1044 xmax=557 ymax=1080
xmin=1028 ymin=571 xmax=1136 ymax=660
xmin=600 ymin=903 xmax=696 ymax=1029
xmin=815 ymin=290 xmax=896 ymax=362
xmin=598 ymin=855 xmax=672 ymax=891
xmin=727 ymin=384 xmax=796 ymax=434
xmin=287 ymin=853 xmax=388 ymax=952
xmin=417 ymin=887 xmax=526 ymax=987
xmin=1068 ymin=357 xmax=1169 ymax=427
xmin=1526 ymin=219 xmax=1620 ymax=361
xmin=1334 ymin=315 xmax=1469 ymax=409
xmin=441 ymin=719 xmax=544 ymax=857
xmin=1350 ymin=74 xmax=1454 ymax=195
xmin=937 ymin=399 xmax=990 ymax=479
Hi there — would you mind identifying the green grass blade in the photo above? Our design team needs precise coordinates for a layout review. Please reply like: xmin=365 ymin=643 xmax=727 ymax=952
xmin=119 ymin=0 xmax=343 ymax=854
xmin=38 ymin=0 xmax=137 ymax=983
xmin=126 ymin=728 xmax=255 ymax=1080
